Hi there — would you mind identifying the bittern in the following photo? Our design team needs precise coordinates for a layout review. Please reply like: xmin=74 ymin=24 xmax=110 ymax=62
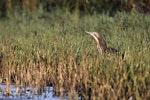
xmin=86 ymin=31 xmax=118 ymax=56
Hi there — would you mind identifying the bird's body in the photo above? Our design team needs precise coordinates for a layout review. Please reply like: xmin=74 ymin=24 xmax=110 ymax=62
xmin=86 ymin=31 xmax=118 ymax=56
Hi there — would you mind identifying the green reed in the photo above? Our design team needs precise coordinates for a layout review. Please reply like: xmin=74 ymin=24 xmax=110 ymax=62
xmin=0 ymin=10 xmax=150 ymax=99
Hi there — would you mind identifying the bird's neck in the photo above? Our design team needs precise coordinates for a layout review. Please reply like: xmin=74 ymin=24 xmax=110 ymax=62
xmin=97 ymin=38 xmax=107 ymax=55
xmin=97 ymin=45 xmax=104 ymax=55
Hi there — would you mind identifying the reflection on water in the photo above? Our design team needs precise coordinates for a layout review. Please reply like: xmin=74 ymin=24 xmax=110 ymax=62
xmin=0 ymin=83 xmax=60 ymax=100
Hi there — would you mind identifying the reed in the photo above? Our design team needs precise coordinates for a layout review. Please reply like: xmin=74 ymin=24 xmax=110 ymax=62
xmin=0 ymin=10 xmax=150 ymax=99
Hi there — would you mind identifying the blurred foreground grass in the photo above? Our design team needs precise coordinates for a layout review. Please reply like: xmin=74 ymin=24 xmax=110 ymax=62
xmin=0 ymin=10 xmax=150 ymax=99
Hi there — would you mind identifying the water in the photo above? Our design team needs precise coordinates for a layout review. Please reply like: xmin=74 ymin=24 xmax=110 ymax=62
xmin=0 ymin=83 xmax=61 ymax=100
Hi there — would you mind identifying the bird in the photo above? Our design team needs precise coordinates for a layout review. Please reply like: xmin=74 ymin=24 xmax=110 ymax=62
xmin=85 ymin=31 xmax=118 ymax=56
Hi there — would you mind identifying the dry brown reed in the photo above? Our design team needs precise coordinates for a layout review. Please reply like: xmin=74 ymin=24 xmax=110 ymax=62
xmin=0 ymin=10 xmax=150 ymax=99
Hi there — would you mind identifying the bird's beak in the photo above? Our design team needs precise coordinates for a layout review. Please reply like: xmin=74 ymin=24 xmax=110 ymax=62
xmin=85 ymin=31 xmax=92 ymax=35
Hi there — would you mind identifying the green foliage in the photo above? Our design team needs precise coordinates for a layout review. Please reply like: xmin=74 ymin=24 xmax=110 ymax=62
xmin=0 ymin=10 xmax=150 ymax=99
xmin=0 ymin=0 xmax=150 ymax=18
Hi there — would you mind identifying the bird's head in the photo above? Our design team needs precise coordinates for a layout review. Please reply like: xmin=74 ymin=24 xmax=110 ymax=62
xmin=85 ymin=31 xmax=102 ymax=42
xmin=85 ymin=31 xmax=107 ymax=55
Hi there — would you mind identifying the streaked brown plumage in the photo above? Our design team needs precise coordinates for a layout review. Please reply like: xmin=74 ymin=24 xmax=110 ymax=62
xmin=86 ymin=31 xmax=118 ymax=55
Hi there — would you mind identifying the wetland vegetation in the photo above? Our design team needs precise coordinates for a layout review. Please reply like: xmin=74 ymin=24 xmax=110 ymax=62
xmin=0 ymin=0 xmax=150 ymax=99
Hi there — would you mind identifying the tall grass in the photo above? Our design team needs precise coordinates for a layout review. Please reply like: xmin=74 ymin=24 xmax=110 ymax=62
xmin=0 ymin=10 xmax=150 ymax=99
